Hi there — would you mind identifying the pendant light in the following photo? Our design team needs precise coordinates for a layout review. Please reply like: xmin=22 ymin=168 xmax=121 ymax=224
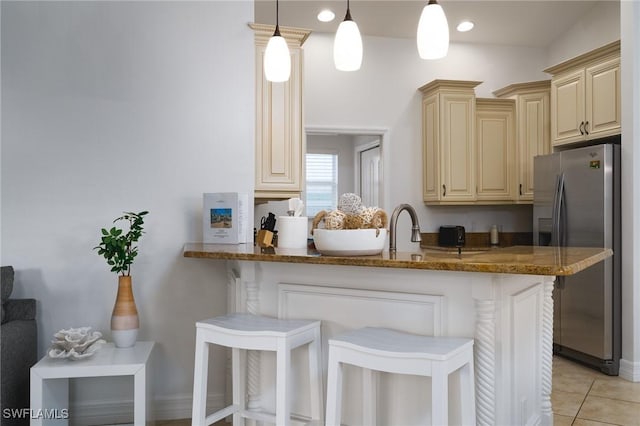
xmin=417 ymin=0 xmax=450 ymax=59
xmin=333 ymin=0 xmax=363 ymax=71
xmin=264 ymin=0 xmax=291 ymax=82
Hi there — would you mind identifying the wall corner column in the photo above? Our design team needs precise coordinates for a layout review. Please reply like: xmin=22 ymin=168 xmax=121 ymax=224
xmin=620 ymin=0 xmax=640 ymax=382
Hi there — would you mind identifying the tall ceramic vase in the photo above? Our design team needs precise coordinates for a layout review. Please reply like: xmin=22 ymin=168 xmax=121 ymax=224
xmin=111 ymin=275 xmax=139 ymax=348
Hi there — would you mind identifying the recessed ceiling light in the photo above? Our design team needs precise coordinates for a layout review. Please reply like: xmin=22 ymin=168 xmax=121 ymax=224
xmin=457 ymin=21 xmax=474 ymax=32
xmin=317 ymin=9 xmax=335 ymax=23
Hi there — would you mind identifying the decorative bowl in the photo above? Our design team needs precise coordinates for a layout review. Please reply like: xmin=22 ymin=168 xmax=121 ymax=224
xmin=313 ymin=228 xmax=387 ymax=256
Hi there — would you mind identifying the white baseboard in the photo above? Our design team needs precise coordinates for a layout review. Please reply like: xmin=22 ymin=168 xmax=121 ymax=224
xmin=153 ymin=393 xmax=225 ymax=421
xmin=69 ymin=393 xmax=224 ymax=425
xmin=619 ymin=358 xmax=640 ymax=382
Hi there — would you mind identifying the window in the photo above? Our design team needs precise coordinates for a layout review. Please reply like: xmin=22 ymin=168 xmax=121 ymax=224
xmin=305 ymin=153 xmax=338 ymax=217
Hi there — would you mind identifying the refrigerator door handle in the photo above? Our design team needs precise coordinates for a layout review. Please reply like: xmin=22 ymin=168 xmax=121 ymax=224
xmin=551 ymin=173 xmax=565 ymax=246
xmin=558 ymin=173 xmax=566 ymax=246
xmin=556 ymin=275 xmax=565 ymax=290
xmin=551 ymin=175 xmax=559 ymax=246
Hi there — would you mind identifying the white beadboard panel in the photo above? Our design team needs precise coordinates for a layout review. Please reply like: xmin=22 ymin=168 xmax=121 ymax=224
xmin=278 ymin=283 xmax=444 ymax=337
xmin=509 ymin=283 xmax=544 ymax=426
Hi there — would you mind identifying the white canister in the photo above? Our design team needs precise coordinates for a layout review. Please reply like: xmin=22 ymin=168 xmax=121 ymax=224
xmin=490 ymin=225 xmax=499 ymax=246
xmin=277 ymin=216 xmax=309 ymax=249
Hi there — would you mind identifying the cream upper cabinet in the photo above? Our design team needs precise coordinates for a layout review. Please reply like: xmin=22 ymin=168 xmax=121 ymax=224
xmin=475 ymin=98 xmax=516 ymax=203
xmin=546 ymin=41 xmax=620 ymax=148
xmin=419 ymin=80 xmax=481 ymax=205
xmin=586 ymin=57 xmax=621 ymax=139
xmin=251 ymin=24 xmax=311 ymax=201
xmin=550 ymin=70 xmax=585 ymax=145
xmin=494 ymin=81 xmax=551 ymax=203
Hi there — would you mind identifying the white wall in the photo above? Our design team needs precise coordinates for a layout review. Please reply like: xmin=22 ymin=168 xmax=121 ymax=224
xmin=546 ymin=0 xmax=620 ymax=66
xmin=1 ymin=0 xmax=254 ymax=420
xmin=304 ymin=35 xmax=545 ymax=249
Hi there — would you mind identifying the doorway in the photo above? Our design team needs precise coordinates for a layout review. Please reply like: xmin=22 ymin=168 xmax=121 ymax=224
xmin=356 ymin=139 xmax=381 ymax=207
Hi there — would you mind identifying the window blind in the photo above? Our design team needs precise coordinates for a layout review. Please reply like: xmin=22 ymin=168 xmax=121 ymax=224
xmin=305 ymin=153 xmax=338 ymax=217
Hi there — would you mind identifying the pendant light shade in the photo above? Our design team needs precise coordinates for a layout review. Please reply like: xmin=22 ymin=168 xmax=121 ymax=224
xmin=264 ymin=0 xmax=291 ymax=82
xmin=264 ymin=29 xmax=291 ymax=82
xmin=333 ymin=1 xmax=363 ymax=71
xmin=417 ymin=0 xmax=449 ymax=59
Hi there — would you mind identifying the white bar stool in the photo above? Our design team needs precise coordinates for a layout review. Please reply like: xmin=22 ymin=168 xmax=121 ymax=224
xmin=325 ymin=327 xmax=475 ymax=426
xmin=191 ymin=313 xmax=324 ymax=426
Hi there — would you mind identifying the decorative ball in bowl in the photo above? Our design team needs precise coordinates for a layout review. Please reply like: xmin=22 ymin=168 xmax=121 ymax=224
xmin=313 ymin=228 xmax=387 ymax=256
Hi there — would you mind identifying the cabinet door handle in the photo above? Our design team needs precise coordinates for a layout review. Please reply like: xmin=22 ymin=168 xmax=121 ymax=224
xmin=585 ymin=121 xmax=589 ymax=135
xmin=442 ymin=184 xmax=446 ymax=197
xmin=579 ymin=121 xmax=585 ymax=135
xmin=519 ymin=184 xmax=523 ymax=196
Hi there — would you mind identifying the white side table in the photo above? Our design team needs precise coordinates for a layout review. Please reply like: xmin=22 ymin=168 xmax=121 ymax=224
xmin=30 ymin=341 xmax=154 ymax=426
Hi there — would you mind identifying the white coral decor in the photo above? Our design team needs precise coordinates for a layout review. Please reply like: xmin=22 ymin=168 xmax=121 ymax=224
xmin=48 ymin=326 xmax=106 ymax=360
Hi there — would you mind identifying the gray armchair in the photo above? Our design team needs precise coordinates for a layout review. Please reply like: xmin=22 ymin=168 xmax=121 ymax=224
xmin=1 ymin=266 xmax=37 ymax=426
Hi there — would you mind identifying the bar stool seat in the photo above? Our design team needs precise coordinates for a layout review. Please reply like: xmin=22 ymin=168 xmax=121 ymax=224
xmin=325 ymin=327 xmax=475 ymax=426
xmin=191 ymin=313 xmax=324 ymax=426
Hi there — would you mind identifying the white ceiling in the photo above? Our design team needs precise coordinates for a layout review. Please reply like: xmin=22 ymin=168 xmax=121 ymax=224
xmin=254 ymin=0 xmax=604 ymax=48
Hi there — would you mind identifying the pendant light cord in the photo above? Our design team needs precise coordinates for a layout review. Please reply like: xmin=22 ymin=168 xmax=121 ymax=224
xmin=344 ymin=0 xmax=353 ymax=22
xmin=274 ymin=0 xmax=281 ymax=36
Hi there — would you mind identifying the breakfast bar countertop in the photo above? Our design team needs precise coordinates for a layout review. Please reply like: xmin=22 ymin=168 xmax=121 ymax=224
xmin=184 ymin=242 xmax=612 ymax=425
xmin=183 ymin=243 xmax=612 ymax=276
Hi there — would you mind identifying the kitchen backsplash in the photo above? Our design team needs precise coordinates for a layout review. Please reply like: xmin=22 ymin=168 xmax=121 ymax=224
xmin=420 ymin=232 xmax=533 ymax=248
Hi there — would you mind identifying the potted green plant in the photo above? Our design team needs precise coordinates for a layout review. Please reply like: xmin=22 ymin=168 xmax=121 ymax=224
xmin=95 ymin=211 xmax=148 ymax=348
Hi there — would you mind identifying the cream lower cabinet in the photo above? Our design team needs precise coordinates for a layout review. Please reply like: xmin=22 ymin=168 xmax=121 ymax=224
xmin=546 ymin=41 xmax=620 ymax=147
xmin=494 ymin=81 xmax=551 ymax=203
xmin=251 ymin=24 xmax=311 ymax=200
xmin=475 ymin=99 xmax=516 ymax=203
xmin=420 ymin=80 xmax=481 ymax=205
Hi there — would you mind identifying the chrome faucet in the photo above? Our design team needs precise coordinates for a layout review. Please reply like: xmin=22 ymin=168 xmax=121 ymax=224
xmin=389 ymin=204 xmax=422 ymax=252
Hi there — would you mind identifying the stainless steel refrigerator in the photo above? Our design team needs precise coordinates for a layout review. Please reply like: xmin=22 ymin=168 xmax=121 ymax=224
xmin=533 ymin=142 xmax=621 ymax=375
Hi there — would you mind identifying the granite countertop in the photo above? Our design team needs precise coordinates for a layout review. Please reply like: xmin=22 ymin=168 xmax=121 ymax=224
xmin=183 ymin=243 xmax=612 ymax=276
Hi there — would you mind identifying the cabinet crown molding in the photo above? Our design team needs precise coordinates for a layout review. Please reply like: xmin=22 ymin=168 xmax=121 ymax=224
xmin=418 ymin=79 xmax=482 ymax=95
xmin=249 ymin=23 xmax=312 ymax=47
xmin=544 ymin=40 xmax=620 ymax=76
xmin=476 ymin=98 xmax=516 ymax=107
xmin=476 ymin=98 xmax=516 ymax=110
xmin=493 ymin=80 xmax=551 ymax=98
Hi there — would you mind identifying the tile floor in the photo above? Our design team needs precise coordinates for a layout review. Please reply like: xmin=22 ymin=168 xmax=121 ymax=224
xmin=552 ymin=356 xmax=640 ymax=426
xmin=139 ymin=356 xmax=640 ymax=425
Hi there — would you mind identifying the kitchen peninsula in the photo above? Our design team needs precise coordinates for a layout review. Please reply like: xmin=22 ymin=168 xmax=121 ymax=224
xmin=184 ymin=244 xmax=611 ymax=425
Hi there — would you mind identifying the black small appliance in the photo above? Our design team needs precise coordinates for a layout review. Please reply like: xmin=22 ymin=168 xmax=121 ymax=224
xmin=438 ymin=225 xmax=466 ymax=247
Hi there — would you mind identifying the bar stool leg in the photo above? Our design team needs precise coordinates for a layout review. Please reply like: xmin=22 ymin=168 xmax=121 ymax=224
xmin=232 ymin=347 xmax=246 ymax=426
xmin=325 ymin=348 xmax=344 ymax=426
xmin=362 ymin=368 xmax=377 ymax=425
xmin=459 ymin=360 xmax=476 ymax=425
xmin=276 ymin=338 xmax=292 ymax=426
xmin=431 ymin=365 xmax=448 ymax=426
xmin=308 ymin=327 xmax=324 ymax=422
xmin=192 ymin=331 xmax=209 ymax=426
